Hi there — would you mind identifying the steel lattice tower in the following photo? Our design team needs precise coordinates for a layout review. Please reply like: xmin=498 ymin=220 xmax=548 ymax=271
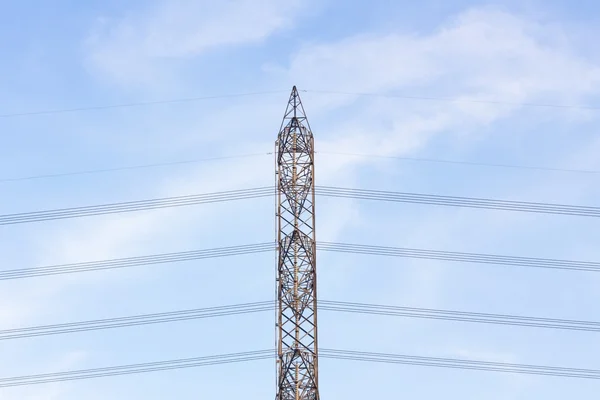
xmin=275 ymin=86 xmax=320 ymax=400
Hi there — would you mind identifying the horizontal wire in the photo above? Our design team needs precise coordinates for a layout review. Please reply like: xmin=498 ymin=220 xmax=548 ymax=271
xmin=317 ymin=151 xmax=600 ymax=174
xmin=0 ymin=153 xmax=271 ymax=183
xmin=321 ymin=353 xmax=600 ymax=379
xmin=0 ymin=304 xmax=275 ymax=340
xmin=2 ymin=185 xmax=600 ymax=226
xmin=321 ymin=348 xmax=599 ymax=374
xmin=302 ymin=89 xmax=600 ymax=111
xmin=3 ymin=88 xmax=596 ymax=119
xmin=0 ymin=350 xmax=274 ymax=383
xmin=0 ymin=356 xmax=274 ymax=388
xmin=4 ymin=239 xmax=599 ymax=283
xmin=321 ymin=300 xmax=600 ymax=327
xmin=0 ymin=187 xmax=273 ymax=225
xmin=2 ymin=348 xmax=599 ymax=388
xmin=322 ymin=349 xmax=592 ymax=373
xmin=0 ymin=90 xmax=288 ymax=118
xmin=318 ymin=187 xmax=600 ymax=210
xmin=319 ymin=306 xmax=600 ymax=332
xmin=4 ymin=187 xmax=272 ymax=219
xmin=3 ymin=149 xmax=592 ymax=185
xmin=316 ymin=187 xmax=600 ymax=216
xmin=0 ymin=243 xmax=275 ymax=280
xmin=0 ymin=351 xmax=274 ymax=388
xmin=0 ymin=301 xmax=274 ymax=334
xmin=3 ymin=297 xmax=600 ymax=342
xmin=317 ymin=187 xmax=592 ymax=210
xmin=1 ymin=90 xmax=596 ymax=184
xmin=319 ymin=242 xmax=600 ymax=272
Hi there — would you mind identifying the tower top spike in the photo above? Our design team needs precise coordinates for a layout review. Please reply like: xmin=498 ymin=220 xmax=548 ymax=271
xmin=278 ymin=86 xmax=311 ymax=134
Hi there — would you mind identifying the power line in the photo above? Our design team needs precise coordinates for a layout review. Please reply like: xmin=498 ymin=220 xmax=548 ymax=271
xmin=317 ymin=186 xmax=600 ymax=217
xmin=0 ymin=90 xmax=288 ymax=118
xmin=3 ymin=299 xmax=600 ymax=341
xmin=319 ymin=242 xmax=600 ymax=272
xmin=320 ymin=349 xmax=600 ymax=380
xmin=0 ymin=187 xmax=273 ymax=225
xmin=303 ymin=89 xmax=600 ymax=111
xmin=4 ymin=240 xmax=599 ymax=282
xmin=3 ymin=89 xmax=597 ymax=119
xmin=2 ymin=348 xmax=599 ymax=388
xmin=0 ymin=243 xmax=274 ymax=280
xmin=2 ymin=185 xmax=599 ymax=226
xmin=320 ymin=300 xmax=600 ymax=332
xmin=4 ymin=150 xmax=593 ymax=185
xmin=0 ymin=301 xmax=274 ymax=340
xmin=318 ymin=151 xmax=600 ymax=175
xmin=0 ymin=153 xmax=271 ymax=183
xmin=0 ymin=350 xmax=274 ymax=388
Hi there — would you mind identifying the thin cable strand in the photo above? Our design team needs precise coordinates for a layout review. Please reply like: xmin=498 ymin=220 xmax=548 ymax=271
xmin=303 ymin=89 xmax=600 ymax=110
xmin=317 ymin=151 xmax=600 ymax=174
xmin=2 ymin=348 xmax=598 ymax=388
xmin=3 ymin=298 xmax=600 ymax=341
xmin=0 ymin=90 xmax=287 ymax=118
xmin=0 ymin=153 xmax=271 ymax=183
xmin=2 ymin=185 xmax=600 ymax=226
xmin=4 ymin=241 xmax=599 ymax=282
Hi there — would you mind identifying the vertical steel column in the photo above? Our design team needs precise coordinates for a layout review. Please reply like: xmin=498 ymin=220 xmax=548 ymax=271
xmin=275 ymin=86 xmax=319 ymax=400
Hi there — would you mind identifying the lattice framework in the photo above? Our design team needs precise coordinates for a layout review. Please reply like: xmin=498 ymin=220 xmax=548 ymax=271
xmin=275 ymin=86 xmax=320 ymax=400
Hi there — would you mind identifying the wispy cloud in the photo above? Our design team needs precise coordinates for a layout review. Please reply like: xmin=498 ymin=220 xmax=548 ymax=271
xmin=85 ymin=0 xmax=306 ymax=87
xmin=284 ymin=7 xmax=600 ymax=99
xmin=4 ymin=4 xmax=600 ymax=398
xmin=37 ymin=3 xmax=600 ymax=336
xmin=274 ymin=6 xmax=600 ymax=187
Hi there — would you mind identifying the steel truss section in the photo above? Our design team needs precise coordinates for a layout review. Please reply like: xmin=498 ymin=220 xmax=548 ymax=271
xmin=275 ymin=87 xmax=320 ymax=400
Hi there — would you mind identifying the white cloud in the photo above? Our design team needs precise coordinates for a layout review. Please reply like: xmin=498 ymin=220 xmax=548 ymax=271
xmin=6 ymin=5 xmax=600 ymax=398
xmin=286 ymin=7 xmax=600 ymax=100
xmin=85 ymin=0 xmax=305 ymax=86
xmin=67 ymin=4 xmax=600 ymax=313
xmin=266 ymin=6 xmax=600 ymax=192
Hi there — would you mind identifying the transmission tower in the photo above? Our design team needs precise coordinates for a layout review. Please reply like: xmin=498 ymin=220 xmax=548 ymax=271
xmin=275 ymin=86 xmax=320 ymax=400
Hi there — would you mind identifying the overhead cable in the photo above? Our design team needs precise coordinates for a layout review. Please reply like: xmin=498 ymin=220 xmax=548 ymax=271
xmin=0 ymin=243 xmax=274 ymax=280
xmin=0 ymin=187 xmax=273 ymax=225
xmin=0 ymin=350 xmax=274 ymax=388
xmin=0 ymin=153 xmax=271 ymax=183
xmin=303 ymin=89 xmax=600 ymax=111
xmin=2 ymin=348 xmax=599 ymax=388
xmin=2 ymin=186 xmax=599 ymax=226
xmin=318 ymin=242 xmax=600 ymax=272
xmin=4 ymin=241 xmax=599 ymax=282
xmin=2 ymin=88 xmax=597 ymax=119
xmin=316 ymin=186 xmax=600 ymax=217
xmin=4 ymin=150 xmax=594 ymax=184
xmin=0 ymin=90 xmax=287 ymax=118
xmin=318 ymin=151 xmax=600 ymax=174
xmin=3 ymin=299 xmax=600 ymax=342
xmin=320 ymin=349 xmax=600 ymax=380
xmin=0 ymin=301 xmax=274 ymax=340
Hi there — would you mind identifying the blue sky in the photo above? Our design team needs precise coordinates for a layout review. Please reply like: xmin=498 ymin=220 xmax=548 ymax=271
xmin=1 ymin=0 xmax=600 ymax=398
